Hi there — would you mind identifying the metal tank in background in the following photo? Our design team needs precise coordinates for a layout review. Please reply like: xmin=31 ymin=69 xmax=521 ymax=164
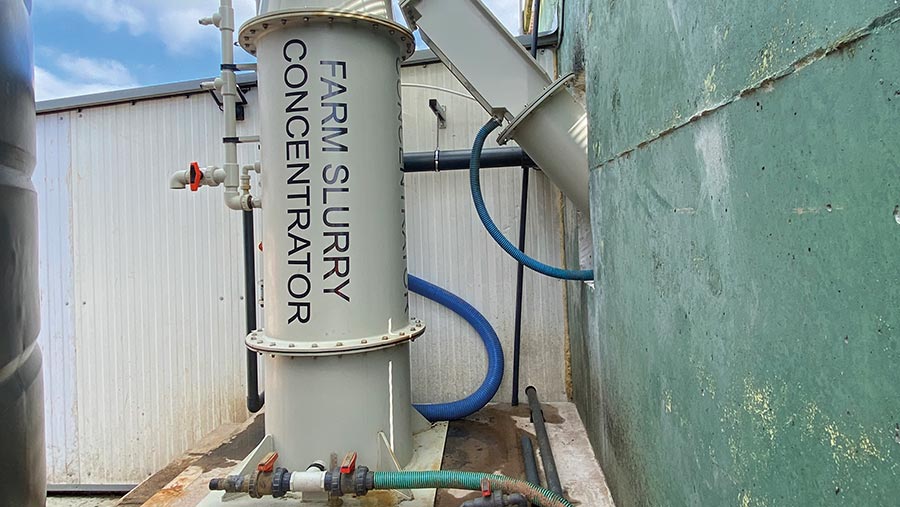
xmin=0 ymin=0 xmax=46 ymax=505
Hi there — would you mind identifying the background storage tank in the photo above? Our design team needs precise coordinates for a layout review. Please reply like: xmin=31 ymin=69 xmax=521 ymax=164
xmin=0 ymin=0 xmax=46 ymax=505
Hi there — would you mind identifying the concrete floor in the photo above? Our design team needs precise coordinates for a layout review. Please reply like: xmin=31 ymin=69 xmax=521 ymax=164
xmin=46 ymin=403 xmax=614 ymax=507
xmin=46 ymin=497 xmax=121 ymax=507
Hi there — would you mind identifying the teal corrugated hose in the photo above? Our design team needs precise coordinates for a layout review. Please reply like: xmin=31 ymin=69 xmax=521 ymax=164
xmin=470 ymin=118 xmax=594 ymax=281
xmin=373 ymin=471 xmax=572 ymax=507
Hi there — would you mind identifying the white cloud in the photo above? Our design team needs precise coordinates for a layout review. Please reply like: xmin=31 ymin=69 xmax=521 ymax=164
xmin=37 ymin=0 xmax=257 ymax=54
xmin=33 ymin=0 xmax=525 ymax=99
xmin=39 ymin=0 xmax=147 ymax=35
xmin=39 ymin=1 xmax=521 ymax=52
xmin=35 ymin=54 xmax=139 ymax=101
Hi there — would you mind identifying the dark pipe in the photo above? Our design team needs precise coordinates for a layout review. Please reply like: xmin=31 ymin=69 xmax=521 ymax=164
xmin=243 ymin=211 xmax=265 ymax=413
xmin=530 ymin=0 xmax=542 ymax=60
xmin=521 ymin=435 xmax=541 ymax=486
xmin=526 ymin=386 xmax=563 ymax=496
xmin=511 ymin=0 xmax=542 ymax=407
xmin=510 ymin=167 xmax=529 ymax=406
xmin=403 ymin=147 xmax=535 ymax=173
xmin=461 ymin=492 xmax=529 ymax=507
xmin=47 ymin=484 xmax=137 ymax=495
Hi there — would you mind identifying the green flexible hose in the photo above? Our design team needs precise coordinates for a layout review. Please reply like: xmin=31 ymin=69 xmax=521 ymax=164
xmin=373 ymin=471 xmax=572 ymax=507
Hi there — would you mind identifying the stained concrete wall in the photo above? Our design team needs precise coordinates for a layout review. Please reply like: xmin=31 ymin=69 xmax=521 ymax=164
xmin=561 ymin=1 xmax=900 ymax=505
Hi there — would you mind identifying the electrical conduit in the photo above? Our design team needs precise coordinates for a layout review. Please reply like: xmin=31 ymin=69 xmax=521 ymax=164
xmin=373 ymin=471 xmax=572 ymax=507
xmin=408 ymin=275 xmax=503 ymax=422
xmin=470 ymin=119 xmax=594 ymax=281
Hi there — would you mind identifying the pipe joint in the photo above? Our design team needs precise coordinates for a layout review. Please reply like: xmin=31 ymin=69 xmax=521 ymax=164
xmin=218 ymin=3 xmax=235 ymax=32
xmin=169 ymin=166 xmax=225 ymax=190
xmin=224 ymin=189 xmax=242 ymax=211
xmin=201 ymin=77 xmax=224 ymax=91
xmin=323 ymin=466 xmax=374 ymax=498
xmin=224 ymin=192 xmax=258 ymax=211
xmin=462 ymin=491 xmax=529 ymax=507
xmin=198 ymin=12 xmax=222 ymax=27
xmin=169 ymin=169 xmax=189 ymax=190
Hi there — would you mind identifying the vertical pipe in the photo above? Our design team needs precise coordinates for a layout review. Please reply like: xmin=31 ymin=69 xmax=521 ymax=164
xmin=526 ymin=386 xmax=563 ymax=496
xmin=219 ymin=0 xmax=242 ymax=209
xmin=511 ymin=0 xmax=541 ymax=407
xmin=521 ymin=435 xmax=541 ymax=486
xmin=242 ymin=211 xmax=264 ymax=413
xmin=510 ymin=167 xmax=529 ymax=406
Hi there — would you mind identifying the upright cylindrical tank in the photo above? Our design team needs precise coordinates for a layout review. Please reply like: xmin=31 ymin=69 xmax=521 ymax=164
xmin=239 ymin=9 xmax=421 ymax=471
xmin=0 ymin=1 xmax=46 ymax=505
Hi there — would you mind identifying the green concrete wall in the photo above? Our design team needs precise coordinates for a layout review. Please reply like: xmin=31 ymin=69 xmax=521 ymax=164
xmin=561 ymin=1 xmax=900 ymax=505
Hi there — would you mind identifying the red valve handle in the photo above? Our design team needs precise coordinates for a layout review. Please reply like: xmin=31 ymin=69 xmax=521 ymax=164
xmin=189 ymin=162 xmax=202 ymax=192
xmin=480 ymin=477 xmax=492 ymax=497
xmin=257 ymin=451 xmax=278 ymax=473
xmin=340 ymin=451 xmax=357 ymax=474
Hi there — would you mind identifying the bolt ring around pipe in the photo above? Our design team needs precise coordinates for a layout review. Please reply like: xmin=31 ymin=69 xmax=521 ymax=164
xmin=238 ymin=10 xmax=415 ymax=59
xmin=496 ymin=73 xmax=578 ymax=145
xmin=245 ymin=321 xmax=426 ymax=356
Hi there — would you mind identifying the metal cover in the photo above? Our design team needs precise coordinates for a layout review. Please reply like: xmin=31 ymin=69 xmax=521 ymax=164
xmin=238 ymin=10 xmax=415 ymax=59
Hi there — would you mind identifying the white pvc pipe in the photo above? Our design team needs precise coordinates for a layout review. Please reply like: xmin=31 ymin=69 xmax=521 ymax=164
xmin=218 ymin=0 xmax=244 ymax=211
xmin=289 ymin=470 xmax=327 ymax=493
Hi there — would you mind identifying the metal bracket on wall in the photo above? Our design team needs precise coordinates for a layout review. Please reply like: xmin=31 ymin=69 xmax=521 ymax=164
xmin=207 ymin=86 xmax=249 ymax=121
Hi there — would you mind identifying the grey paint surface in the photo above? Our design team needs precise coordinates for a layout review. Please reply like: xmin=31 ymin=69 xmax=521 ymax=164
xmin=0 ymin=0 xmax=45 ymax=505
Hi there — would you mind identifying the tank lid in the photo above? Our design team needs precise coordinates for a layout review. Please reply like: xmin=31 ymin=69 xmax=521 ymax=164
xmin=239 ymin=10 xmax=415 ymax=60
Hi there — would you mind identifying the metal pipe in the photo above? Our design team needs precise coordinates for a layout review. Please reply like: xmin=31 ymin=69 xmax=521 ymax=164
xmin=242 ymin=211 xmax=264 ymax=413
xmin=521 ymin=435 xmax=541 ymax=486
xmin=462 ymin=492 xmax=529 ymax=507
xmin=402 ymin=147 xmax=534 ymax=173
xmin=512 ymin=0 xmax=540 ymax=406
xmin=510 ymin=166 xmax=529 ymax=406
xmin=525 ymin=386 xmax=563 ymax=496
xmin=47 ymin=484 xmax=136 ymax=495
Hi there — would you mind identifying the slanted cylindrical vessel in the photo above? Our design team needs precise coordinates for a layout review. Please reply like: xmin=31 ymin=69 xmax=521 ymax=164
xmin=0 ymin=0 xmax=46 ymax=504
xmin=239 ymin=8 xmax=421 ymax=471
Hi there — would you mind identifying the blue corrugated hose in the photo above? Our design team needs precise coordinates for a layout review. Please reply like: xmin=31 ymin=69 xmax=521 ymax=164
xmin=470 ymin=119 xmax=594 ymax=281
xmin=409 ymin=275 xmax=503 ymax=422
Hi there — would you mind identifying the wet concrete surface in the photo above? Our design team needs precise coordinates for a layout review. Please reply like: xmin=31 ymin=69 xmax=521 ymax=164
xmin=60 ymin=403 xmax=613 ymax=506
xmin=434 ymin=403 xmax=574 ymax=507
xmin=118 ymin=415 xmax=265 ymax=506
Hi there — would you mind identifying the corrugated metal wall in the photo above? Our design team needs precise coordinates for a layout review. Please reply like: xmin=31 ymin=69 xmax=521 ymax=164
xmin=35 ymin=51 xmax=570 ymax=485
xmin=403 ymin=50 xmax=569 ymax=405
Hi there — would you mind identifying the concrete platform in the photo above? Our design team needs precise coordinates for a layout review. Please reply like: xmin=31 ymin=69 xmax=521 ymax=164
xmin=103 ymin=403 xmax=613 ymax=507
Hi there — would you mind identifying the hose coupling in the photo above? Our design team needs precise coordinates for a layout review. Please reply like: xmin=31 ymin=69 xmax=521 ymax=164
xmin=207 ymin=471 xmax=273 ymax=498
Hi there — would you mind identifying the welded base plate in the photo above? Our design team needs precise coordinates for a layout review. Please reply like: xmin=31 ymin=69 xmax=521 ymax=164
xmin=196 ymin=422 xmax=447 ymax=507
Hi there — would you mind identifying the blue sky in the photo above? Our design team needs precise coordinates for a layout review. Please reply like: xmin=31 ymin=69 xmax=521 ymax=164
xmin=33 ymin=0 xmax=523 ymax=101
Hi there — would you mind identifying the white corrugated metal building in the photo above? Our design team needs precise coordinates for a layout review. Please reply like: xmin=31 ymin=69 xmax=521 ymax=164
xmin=35 ymin=40 xmax=577 ymax=486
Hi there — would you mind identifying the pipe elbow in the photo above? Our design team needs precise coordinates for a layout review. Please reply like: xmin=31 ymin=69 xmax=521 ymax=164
xmin=224 ymin=189 xmax=243 ymax=210
xmin=170 ymin=170 xmax=189 ymax=190
xmin=225 ymin=191 xmax=259 ymax=211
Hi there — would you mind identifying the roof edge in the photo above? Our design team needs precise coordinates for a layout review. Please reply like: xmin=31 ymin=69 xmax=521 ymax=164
xmin=36 ymin=31 xmax=558 ymax=115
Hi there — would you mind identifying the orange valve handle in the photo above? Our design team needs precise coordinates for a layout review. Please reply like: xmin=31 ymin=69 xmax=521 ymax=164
xmin=257 ymin=451 xmax=278 ymax=473
xmin=189 ymin=162 xmax=202 ymax=192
